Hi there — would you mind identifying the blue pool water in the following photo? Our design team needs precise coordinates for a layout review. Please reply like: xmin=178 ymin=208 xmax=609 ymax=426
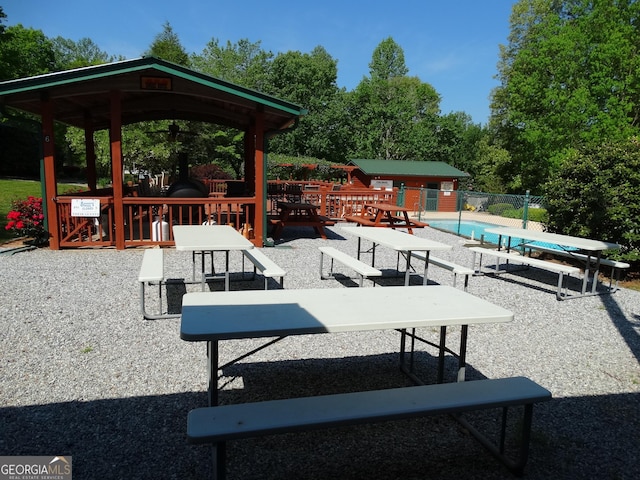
xmin=427 ymin=219 xmax=575 ymax=251
xmin=427 ymin=219 xmax=508 ymax=245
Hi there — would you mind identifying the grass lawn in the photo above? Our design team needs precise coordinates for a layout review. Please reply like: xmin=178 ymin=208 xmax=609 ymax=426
xmin=0 ymin=178 xmax=84 ymax=243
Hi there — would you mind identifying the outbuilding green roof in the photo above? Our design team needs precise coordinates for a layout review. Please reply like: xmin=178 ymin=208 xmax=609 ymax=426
xmin=349 ymin=159 xmax=469 ymax=178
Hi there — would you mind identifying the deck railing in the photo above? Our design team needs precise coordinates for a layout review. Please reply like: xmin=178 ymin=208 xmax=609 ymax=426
xmin=54 ymin=196 xmax=254 ymax=248
xmin=53 ymin=184 xmax=399 ymax=248
xmin=266 ymin=181 xmax=398 ymax=217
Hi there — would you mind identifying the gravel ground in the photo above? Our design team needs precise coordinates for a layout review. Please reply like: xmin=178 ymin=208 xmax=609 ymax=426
xmin=1 ymin=224 xmax=639 ymax=479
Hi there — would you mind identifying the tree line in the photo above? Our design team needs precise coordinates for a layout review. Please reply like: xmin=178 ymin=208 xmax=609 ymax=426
xmin=1 ymin=2 xmax=639 ymax=261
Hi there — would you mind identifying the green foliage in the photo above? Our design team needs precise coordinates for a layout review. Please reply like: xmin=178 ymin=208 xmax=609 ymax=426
xmin=1 ymin=17 xmax=492 ymax=197
xmin=487 ymin=203 xmax=514 ymax=216
xmin=496 ymin=206 xmax=548 ymax=223
xmin=145 ymin=22 xmax=190 ymax=66
xmin=191 ymin=38 xmax=273 ymax=90
xmin=368 ymin=37 xmax=408 ymax=81
xmin=491 ymin=0 xmax=640 ymax=194
xmin=350 ymin=75 xmax=440 ymax=160
xmin=544 ymin=138 xmax=640 ymax=263
xmin=526 ymin=207 xmax=548 ymax=223
xmin=0 ymin=24 xmax=56 ymax=80
xmin=51 ymin=36 xmax=116 ymax=70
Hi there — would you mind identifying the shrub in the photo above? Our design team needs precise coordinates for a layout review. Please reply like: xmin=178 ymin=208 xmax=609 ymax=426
xmin=5 ymin=196 xmax=49 ymax=246
xmin=190 ymin=163 xmax=233 ymax=180
xmin=487 ymin=203 xmax=513 ymax=216
xmin=544 ymin=138 xmax=640 ymax=263
xmin=527 ymin=207 xmax=549 ymax=223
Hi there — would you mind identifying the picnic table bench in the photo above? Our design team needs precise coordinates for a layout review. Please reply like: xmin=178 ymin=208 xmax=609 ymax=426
xmin=468 ymin=246 xmax=580 ymax=300
xmin=138 ymin=248 xmax=181 ymax=320
xmin=523 ymin=243 xmax=630 ymax=292
xmin=188 ymin=376 xmax=551 ymax=479
xmin=242 ymin=248 xmax=286 ymax=289
xmin=319 ymin=246 xmax=382 ymax=286
xmin=409 ymin=251 xmax=474 ymax=290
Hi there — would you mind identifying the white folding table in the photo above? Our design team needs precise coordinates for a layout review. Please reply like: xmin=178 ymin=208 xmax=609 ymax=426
xmin=341 ymin=226 xmax=452 ymax=285
xmin=172 ymin=225 xmax=254 ymax=291
xmin=484 ymin=226 xmax=620 ymax=296
xmin=180 ymin=285 xmax=514 ymax=406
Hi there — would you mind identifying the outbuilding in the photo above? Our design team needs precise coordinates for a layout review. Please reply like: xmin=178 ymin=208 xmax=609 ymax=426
xmin=348 ymin=159 xmax=470 ymax=211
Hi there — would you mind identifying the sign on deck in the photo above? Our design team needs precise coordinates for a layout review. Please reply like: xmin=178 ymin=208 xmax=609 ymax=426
xmin=71 ymin=198 xmax=101 ymax=217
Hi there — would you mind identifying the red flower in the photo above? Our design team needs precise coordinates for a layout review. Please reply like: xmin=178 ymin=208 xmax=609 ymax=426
xmin=4 ymin=196 xmax=48 ymax=242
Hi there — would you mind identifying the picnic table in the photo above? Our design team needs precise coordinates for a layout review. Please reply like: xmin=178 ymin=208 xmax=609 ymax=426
xmin=484 ymin=226 xmax=622 ymax=298
xmin=172 ymin=225 xmax=254 ymax=291
xmin=344 ymin=203 xmax=428 ymax=234
xmin=180 ymin=285 xmax=514 ymax=405
xmin=269 ymin=201 xmax=335 ymax=239
xmin=341 ymin=226 xmax=452 ymax=286
xmin=180 ymin=287 xmax=551 ymax=479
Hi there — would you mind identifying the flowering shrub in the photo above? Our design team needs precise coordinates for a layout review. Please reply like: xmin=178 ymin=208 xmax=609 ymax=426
xmin=5 ymin=196 xmax=49 ymax=246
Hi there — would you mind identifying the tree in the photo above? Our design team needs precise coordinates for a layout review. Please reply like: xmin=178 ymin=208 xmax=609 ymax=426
xmin=51 ymin=37 xmax=116 ymax=70
xmin=491 ymin=0 xmax=640 ymax=194
xmin=369 ymin=37 xmax=408 ymax=81
xmin=0 ymin=24 xmax=56 ymax=80
xmin=349 ymin=38 xmax=440 ymax=161
xmin=191 ymin=38 xmax=273 ymax=90
xmin=544 ymin=138 xmax=640 ymax=263
xmin=190 ymin=38 xmax=277 ymax=177
xmin=0 ymin=6 xmax=6 ymax=35
xmin=145 ymin=22 xmax=190 ymax=66
xmin=267 ymin=46 xmax=353 ymax=163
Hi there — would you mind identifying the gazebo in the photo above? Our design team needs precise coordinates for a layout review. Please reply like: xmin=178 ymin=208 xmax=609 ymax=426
xmin=0 ymin=56 xmax=306 ymax=249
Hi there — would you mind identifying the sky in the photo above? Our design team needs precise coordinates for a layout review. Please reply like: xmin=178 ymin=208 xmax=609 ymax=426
xmin=4 ymin=0 xmax=516 ymax=125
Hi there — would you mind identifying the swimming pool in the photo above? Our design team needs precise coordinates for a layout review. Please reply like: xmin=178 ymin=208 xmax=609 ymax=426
xmin=427 ymin=219 xmax=575 ymax=251
xmin=427 ymin=219 xmax=506 ymax=244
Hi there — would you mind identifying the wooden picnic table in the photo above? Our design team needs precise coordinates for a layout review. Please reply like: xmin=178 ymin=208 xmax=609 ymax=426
xmin=344 ymin=203 xmax=428 ymax=234
xmin=269 ymin=201 xmax=335 ymax=239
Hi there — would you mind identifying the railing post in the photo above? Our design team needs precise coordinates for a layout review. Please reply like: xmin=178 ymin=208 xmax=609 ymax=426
xmin=397 ymin=183 xmax=405 ymax=207
xmin=522 ymin=190 xmax=530 ymax=229
xmin=319 ymin=186 xmax=329 ymax=217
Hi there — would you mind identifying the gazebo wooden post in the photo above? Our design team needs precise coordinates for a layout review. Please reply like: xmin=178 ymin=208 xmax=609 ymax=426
xmin=84 ymin=112 xmax=97 ymax=192
xmin=109 ymin=91 xmax=125 ymax=250
xmin=253 ymin=111 xmax=265 ymax=247
xmin=41 ymin=94 xmax=60 ymax=250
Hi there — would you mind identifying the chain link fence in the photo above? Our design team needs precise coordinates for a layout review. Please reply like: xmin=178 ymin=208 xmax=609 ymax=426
xmin=403 ymin=187 xmax=547 ymax=239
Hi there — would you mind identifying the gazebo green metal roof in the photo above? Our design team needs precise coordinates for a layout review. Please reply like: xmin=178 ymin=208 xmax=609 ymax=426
xmin=349 ymin=159 xmax=470 ymax=178
xmin=0 ymin=56 xmax=307 ymax=132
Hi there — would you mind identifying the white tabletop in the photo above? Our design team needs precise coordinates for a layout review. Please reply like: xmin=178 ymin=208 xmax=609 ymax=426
xmin=484 ymin=227 xmax=619 ymax=252
xmin=341 ymin=226 xmax=452 ymax=252
xmin=172 ymin=225 xmax=254 ymax=251
xmin=180 ymin=285 xmax=513 ymax=341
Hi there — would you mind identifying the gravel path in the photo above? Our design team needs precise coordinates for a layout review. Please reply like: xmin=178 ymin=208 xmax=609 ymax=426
xmin=1 ymin=225 xmax=639 ymax=479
